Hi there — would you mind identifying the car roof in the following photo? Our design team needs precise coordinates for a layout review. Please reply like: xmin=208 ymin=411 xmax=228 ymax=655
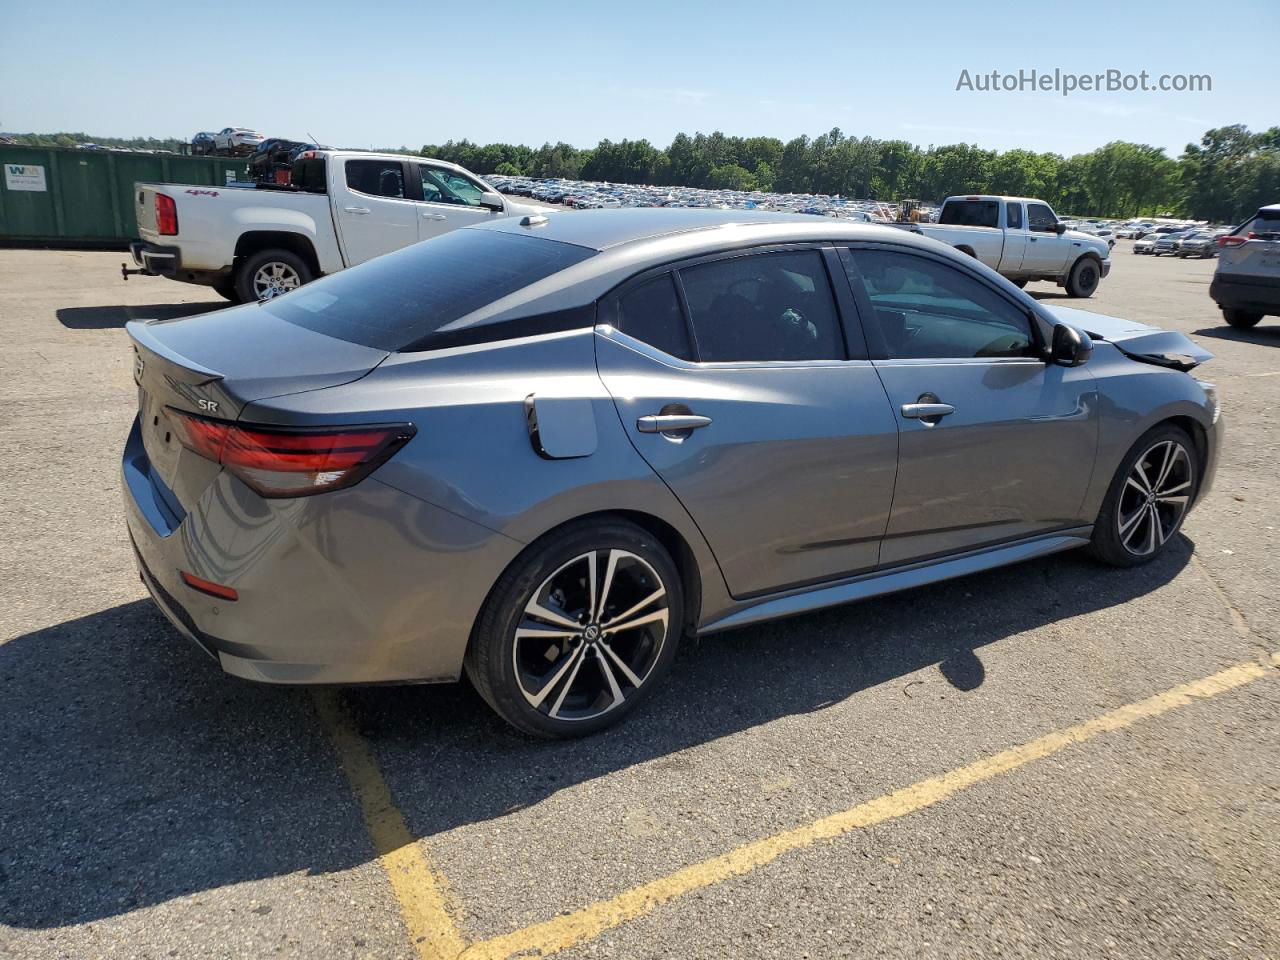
xmin=473 ymin=207 xmax=914 ymax=252
xmin=452 ymin=209 xmax=965 ymax=330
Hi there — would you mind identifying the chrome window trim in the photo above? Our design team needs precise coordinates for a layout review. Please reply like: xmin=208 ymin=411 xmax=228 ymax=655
xmin=596 ymin=324 xmax=874 ymax=371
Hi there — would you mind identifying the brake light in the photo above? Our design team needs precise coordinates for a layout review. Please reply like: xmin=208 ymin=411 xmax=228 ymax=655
xmin=155 ymin=194 xmax=178 ymax=235
xmin=166 ymin=409 xmax=415 ymax=498
xmin=1218 ymin=234 xmax=1247 ymax=248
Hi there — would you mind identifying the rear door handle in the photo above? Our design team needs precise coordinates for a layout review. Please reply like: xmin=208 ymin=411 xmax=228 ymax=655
xmin=901 ymin=402 xmax=955 ymax=420
xmin=421 ymin=212 xmax=447 ymax=221
xmin=343 ymin=206 xmax=370 ymax=215
xmin=636 ymin=414 xmax=712 ymax=434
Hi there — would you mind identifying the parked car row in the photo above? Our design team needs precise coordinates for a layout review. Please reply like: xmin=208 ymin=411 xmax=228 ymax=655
xmin=486 ymin=174 xmax=933 ymax=223
xmin=1133 ymin=227 xmax=1230 ymax=258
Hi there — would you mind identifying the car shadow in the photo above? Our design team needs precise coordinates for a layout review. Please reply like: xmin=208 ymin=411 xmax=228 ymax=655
xmin=1191 ymin=324 xmax=1280 ymax=348
xmin=56 ymin=302 xmax=222 ymax=330
xmin=0 ymin=539 xmax=1191 ymax=929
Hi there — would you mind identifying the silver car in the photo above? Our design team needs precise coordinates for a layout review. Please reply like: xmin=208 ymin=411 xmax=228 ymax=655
xmin=1211 ymin=204 xmax=1280 ymax=328
xmin=123 ymin=210 xmax=1221 ymax=737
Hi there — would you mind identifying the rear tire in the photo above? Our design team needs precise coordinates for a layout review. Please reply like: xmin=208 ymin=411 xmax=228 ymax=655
xmin=234 ymin=248 xmax=312 ymax=303
xmin=1088 ymin=424 xmax=1198 ymax=568
xmin=1223 ymin=308 xmax=1262 ymax=329
xmin=465 ymin=518 xmax=684 ymax=739
xmin=1066 ymin=257 xmax=1101 ymax=297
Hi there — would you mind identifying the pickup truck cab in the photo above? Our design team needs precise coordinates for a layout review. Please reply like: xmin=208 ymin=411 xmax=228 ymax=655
xmin=126 ymin=150 xmax=536 ymax=302
xmin=911 ymin=196 xmax=1112 ymax=297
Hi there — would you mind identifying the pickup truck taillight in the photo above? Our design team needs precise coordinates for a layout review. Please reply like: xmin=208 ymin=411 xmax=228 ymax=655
xmin=155 ymin=194 xmax=178 ymax=236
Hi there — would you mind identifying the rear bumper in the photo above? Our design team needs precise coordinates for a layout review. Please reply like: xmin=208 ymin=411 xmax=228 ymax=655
xmin=1210 ymin=275 xmax=1280 ymax=315
xmin=121 ymin=416 xmax=523 ymax=685
xmin=129 ymin=241 xmax=182 ymax=278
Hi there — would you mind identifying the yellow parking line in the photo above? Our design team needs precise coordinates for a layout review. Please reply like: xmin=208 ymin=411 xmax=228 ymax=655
xmin=461 ymin=654 xmax=1278 ymax=960
xmin=313 ymin=690 xmax=466 ymax=960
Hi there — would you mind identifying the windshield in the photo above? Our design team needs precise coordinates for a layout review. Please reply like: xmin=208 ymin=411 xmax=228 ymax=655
xmin=260 ymin=229 xmax=596 ymax=351
xmin=938 ymin=200 xmax=1000 ymax=228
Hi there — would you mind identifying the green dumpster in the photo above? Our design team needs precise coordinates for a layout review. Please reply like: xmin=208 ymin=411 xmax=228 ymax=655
xmin=0 ymin=146 xmax=248 ymax=246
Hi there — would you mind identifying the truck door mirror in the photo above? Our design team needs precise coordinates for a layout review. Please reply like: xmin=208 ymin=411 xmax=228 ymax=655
xmin=479 ymin=192 xmax=504 ymax=213
xmin=1054 ymin=221 xmax=1067 ymax=235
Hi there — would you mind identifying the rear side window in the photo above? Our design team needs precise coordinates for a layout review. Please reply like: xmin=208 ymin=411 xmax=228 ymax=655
xmin=1006 ymin=203 xmax=1023 ymax=229
xmin=345 ymin=159 xmax=406 ymax=199
xmin=678 ymin=250 xmax=845 ymax=362
xmin=938 ymin=200 xmax=999 ymax=228
xmin=260 ymin=229 xmax=596 ymax=351
xmin=613 ymin=274 xmax=693 ymax=360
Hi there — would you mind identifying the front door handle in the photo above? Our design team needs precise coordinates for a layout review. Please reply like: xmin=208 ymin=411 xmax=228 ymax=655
xmin=343 ymin=205 xmax=370 ymax=215
xmin=421 ymin=212 xmax=448 ymax=221
xmin=901 ymin=401 xmax=955 ymax=421
xmin=636 ymin=414 xmax=712 ymax=434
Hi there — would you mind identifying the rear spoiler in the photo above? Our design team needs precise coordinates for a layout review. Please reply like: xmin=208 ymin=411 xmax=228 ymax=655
xmin=126 ymin=320 xmax=223 ymax=385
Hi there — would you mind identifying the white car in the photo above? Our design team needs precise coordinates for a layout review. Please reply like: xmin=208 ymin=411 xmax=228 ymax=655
xmin=125 ymin=150 xmax=539 ymax=302
xmin=213 ymin=127 xmax=265 ymax=155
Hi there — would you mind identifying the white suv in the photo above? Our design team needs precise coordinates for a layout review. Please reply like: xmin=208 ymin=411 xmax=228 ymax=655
xmin=1210 ymin=204 xmax=1280 ymax=328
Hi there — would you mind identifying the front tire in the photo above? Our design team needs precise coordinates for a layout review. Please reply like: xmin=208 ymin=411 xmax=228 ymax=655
xmin=1066 ymin=256 xmax=1101 ymax=297
xmin=1223 ymin=308 xmax=1262 ymax=329
xmin=1088 ymin=425 xmax=1198 ymax=567
xmin=234 ymin=248 xmax=312 ymax=302
xmin=465 ymin=519 xmax=684 ymax=738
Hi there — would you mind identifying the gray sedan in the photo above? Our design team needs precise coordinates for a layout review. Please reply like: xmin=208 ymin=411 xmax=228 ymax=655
xmin=123 ymin=210 xmax=1221 ymax=737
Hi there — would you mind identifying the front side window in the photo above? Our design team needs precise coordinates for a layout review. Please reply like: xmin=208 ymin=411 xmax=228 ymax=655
xmin=420 ymin=165 xmax=486 ymax=206
xmin=678 ymin=250 xmax=845 ymax=362
xmin=850 ymin=249 xmax=1036 ymax=360
xmin=1027 ymin=203 xmax=1058 ymax=233
xmin=345 ymin=159 xmax=406 ymax=199
xmin=613 ymin=274 xmax=693 ymax=360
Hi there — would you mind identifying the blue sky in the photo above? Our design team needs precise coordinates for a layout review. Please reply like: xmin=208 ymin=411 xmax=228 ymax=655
xmin=2 ymin=0 xmax=1274 ymax=157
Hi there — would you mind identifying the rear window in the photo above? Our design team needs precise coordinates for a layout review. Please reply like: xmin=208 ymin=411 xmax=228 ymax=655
xmin=1247 ymin=210 xmax=1280 ymax=239
xmin=260 ymin=229 xmax=596 ymax=351
xmin=938 ymin=200 xmax=999 ymax=228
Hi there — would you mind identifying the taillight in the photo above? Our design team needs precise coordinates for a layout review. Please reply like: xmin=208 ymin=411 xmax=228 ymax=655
xmin=1217 ymin=235 xmax=1247 ymax=248
xmin=166 ymin=409 xmax=415 ymax=498
xmin=155 ymin=194 xmax=178 ymax=236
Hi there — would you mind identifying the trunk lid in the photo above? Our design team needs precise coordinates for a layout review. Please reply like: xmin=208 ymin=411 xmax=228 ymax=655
xmin=127 ymin=305 xmax=389 ymax=504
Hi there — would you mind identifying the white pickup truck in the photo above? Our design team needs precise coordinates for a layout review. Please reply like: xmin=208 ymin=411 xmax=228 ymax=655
xmin=908 ymin=195 xmax=1112 ymax=297
xmin=125 ymin=150 xmax=537 ymax=302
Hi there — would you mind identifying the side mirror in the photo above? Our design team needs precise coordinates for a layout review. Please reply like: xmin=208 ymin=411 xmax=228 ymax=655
xmin=1054 ymin=221 xmax=1068 ymax=235
xmin=479 ymin=192 xmax=504 ymax=213
xmin=1051 ymin=323 xmax=1093 ymax=367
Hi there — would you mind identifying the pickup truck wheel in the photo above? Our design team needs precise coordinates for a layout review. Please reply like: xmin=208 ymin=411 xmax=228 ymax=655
xmin=235 ymin=249 xmax=312 ymax=302
xmin=1223 ymin=309 xmax=1262 ymax=329
xmin=1066 ymin=257 xmax=1101 ymax=298
xmin=1012 ymin=279 xmax=1028 ymax=289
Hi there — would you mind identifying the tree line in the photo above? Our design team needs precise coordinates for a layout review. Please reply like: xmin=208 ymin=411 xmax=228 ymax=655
xmin=421 ymin=125 xmax=1280 ymax=223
